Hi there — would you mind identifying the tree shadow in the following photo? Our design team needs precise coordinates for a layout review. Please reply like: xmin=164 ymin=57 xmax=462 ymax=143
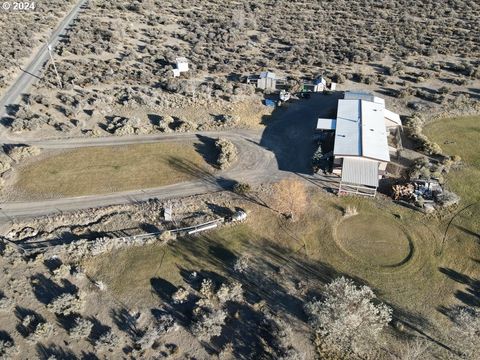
xmin=139 ymin=223 xmax=160 ymax=234
xmin=150 ymin=277 xmax=199 ymax=327
xmin=195 ymin=134 xmax=218 ymax=167
xmin=14 ymin=306 xmax=46 ymax=338
xmin=86 ymin=317 xmax=112 ymax=345
xmin=110 ymin=307 xmax=143 ymax=340
xmin=454 ymin=225 xmax=480 ymax=242
xmin=55 ymin=313 xmax=80 ymax=334
xmin=167 ymin=157 xmax=237 ymax=191
xmin=147 ymin=113 xmax=162 ymax=126
xmin=178 ymin=267 xmax=228 ymax=293
xmin=36 ymin=343 xmax=78 ymax=360
xmin=80 ymin=352 xmax=99 ymax=360
xmin=209 ymin=302 xmax=287 ymax=359
xmin=205 ymin=202 xmax=234 ymax=217
xmin=439 ymin=267 xmax=479 ymax=307
xmin=43 ymin=257 xmax=63 ymax=272
xmin=30 ymin=273 xmax=78 ymax=305
xmin=172 ymin=235 xmax=324 ymax=321
xmin=0 ymin=330 xmax=13 ymax=345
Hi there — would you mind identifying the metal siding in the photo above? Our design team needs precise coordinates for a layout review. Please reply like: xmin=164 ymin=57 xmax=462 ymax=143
xmin=341 ymin=158 xmax=379 ymax=187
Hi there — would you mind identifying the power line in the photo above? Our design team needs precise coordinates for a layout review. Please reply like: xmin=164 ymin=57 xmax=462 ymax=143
xmin=47 ymin=43 xmax=63 ymax=89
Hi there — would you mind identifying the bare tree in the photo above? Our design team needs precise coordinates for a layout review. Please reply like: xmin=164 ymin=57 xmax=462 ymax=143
xmin=305 ymin=277 xmax=392 ymax=359
xmin=271 ymin=179 xmax=307 ymax=221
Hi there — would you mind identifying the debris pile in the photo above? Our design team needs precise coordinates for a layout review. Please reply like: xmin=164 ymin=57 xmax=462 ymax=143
xmin=392 ymin=179 xmax=459 ymax=212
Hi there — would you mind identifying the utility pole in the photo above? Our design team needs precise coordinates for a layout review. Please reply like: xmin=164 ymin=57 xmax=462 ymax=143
xmin=47 ymin=43 xmax=63 ymax=89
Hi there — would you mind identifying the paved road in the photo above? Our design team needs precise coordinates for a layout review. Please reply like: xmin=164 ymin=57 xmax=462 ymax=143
xmin=0 ymin=0 xmax=88 ymax=120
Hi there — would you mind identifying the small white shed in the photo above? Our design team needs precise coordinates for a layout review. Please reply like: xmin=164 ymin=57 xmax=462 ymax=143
xmin=176 ymin=57 xmax=189 ymax=72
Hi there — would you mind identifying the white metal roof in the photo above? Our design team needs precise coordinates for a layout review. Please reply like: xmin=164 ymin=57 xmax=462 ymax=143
xmin=333 ymin=99 xmax=390 ymax=162
xmin=341 ymin=157 xmax=379 ymax=187
xmin=316 ymin=118 xmax=336 ymax=130
xmin=361 ymin=100 xmax=390 ymax=161
xmin=260 ymin=71 xmax=276 ymax=79
xmin=384 ymin=108 xmax=402 ymax=127
xmin=334 ymin=99 xmax=362 ymax=157
xmin=176 ymin=57 xmax=188 ymax=63
xmin=344 ymin=91 xmax=385 ymax=107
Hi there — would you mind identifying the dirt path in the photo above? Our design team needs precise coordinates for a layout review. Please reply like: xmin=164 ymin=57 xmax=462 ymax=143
xmin=0 ymin=95 xmax=337 ymax=222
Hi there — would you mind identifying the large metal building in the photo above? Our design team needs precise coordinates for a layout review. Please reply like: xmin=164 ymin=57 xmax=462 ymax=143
xmin=316 ymin=92 xmax=402 ymax=197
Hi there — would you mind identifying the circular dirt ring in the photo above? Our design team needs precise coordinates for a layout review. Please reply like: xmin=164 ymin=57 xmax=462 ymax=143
xmin=335 ymin=214 xmax=413 ymax=267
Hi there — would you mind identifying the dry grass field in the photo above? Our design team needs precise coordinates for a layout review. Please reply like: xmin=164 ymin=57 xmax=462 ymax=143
xmin=9 ymin=141 xmax=212 ymax=199
xmin=86 ymin=187 xmax=479 ymax=357
xmin=425 ymin=115 xmax=480 ymax=204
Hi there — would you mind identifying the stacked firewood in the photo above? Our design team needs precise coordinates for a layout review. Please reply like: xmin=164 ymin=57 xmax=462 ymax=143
xmin=392 ymin=183 xmax=415 ymax=201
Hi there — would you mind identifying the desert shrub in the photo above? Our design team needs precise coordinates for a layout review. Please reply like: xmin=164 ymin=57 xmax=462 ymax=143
xmin=47 ymin=293 xmax=82 ymax=316
xmin=191 ymin=278 xmax=245 ymax=342
xmin=69 ymin=317 xmax=93 ymax=339
xmin=199 ymin=279 xmax=215 ymax=300
xmin=7 ymin=145 xmax=40 ymax=162
xmin=27 ymin=322 xmax=57 ymax=343
xmin=192 ymin=308 xmax=227 ymax=342
xmin=95 ymin=330 xmax=119 ymax=351
xmin=342 ymin=205 xmax=358 ymax=217
xmin=451 ymin=155 xmax=462 ymax=163
xmin=409 ymin=157 xmax=431 ymax=180
xmin=448 ymin=306 xmax=480 ymax=359
xmin=172 ymin=287 xmax=190 ymax=304
xmin=215 ymin=138 xmax=237 ymax=169
xmin=233 ymin=254 xmax=252 ymax=274
xmin=393 ymin=339 xmax=431 ymax=360
xmin=438 ymin=86 xmax=451 ymax=94
xmin=216 ymin=282 xmax=243 ymax=304
xmin=104 ymin=116 xmax=151 ymax=135
xmin=134 ymin=322 xmax=163 ymax=351
xmin=404 ymin=115 xmax=442 ymax=155
xmin=387 ymin=63 xmax=405 ymax=76
xmin=233 ymin=182 xmax=251 ymax=195
xmin=305 ymin=277 xmax=392 ymax=359
xmin=0 ymin=337 xmax=16 ymax=358
xmin=395 ymin=87 xmax=414 ymax=98
xmin=332 ymin=73 xmax=345 ymax=84
xmin=171 ymin=119 xmax=196 ymax=132
xmin=155 ymin=312 xmax=175 ymax=334
xmin=0 ymin=294 xmax=13 ymax=310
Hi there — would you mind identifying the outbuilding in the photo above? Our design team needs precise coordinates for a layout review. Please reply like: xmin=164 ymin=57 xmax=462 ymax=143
xmin=172 ymin=57 xmax=189 ymax=77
